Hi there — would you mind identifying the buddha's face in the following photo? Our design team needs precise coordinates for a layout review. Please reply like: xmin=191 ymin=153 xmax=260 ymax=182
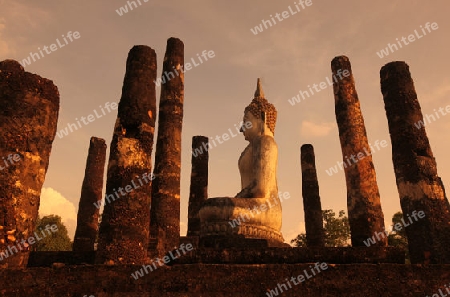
xmin=241 ymin=111 xmax=262 ymax=141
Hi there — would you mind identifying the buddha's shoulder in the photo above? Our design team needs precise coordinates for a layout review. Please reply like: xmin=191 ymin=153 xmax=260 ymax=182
xmin=257 ymin=135 xmax=277 ymax=148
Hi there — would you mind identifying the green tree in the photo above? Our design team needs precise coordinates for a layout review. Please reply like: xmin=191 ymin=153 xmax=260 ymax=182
xmin=32 ymin=215 xmax=72 ymax=251
xmin=291 ymin=209 xmax=350 ymax=247
xmin=387 ymin=211 xmax=409 ymax=261
xmin=291 ymin=233 xmax=307 ymax=247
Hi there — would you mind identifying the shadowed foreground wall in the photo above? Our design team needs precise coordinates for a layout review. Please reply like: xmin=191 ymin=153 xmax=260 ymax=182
xmin=0 ymin=264 xmax=449 ymax=296
xmin=0 ymin=60 xmax=60 ymax=268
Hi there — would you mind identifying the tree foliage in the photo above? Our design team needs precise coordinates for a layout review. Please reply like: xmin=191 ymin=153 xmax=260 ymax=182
xmin=387 ymin=211 xmax=409 ymax=260
xmin=32 ymin=215 xmax=72 ymax=251
xmin=291 ymin=209 xmax=410 ymax=261
xmin=291 ymin=209 xmax=350 ymax=247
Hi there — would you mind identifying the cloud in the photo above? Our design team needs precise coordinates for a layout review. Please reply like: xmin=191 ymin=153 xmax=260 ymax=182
xmin=39 ymin=187 xmax=77 ymax=240
xmin=301 ymin=121 xmax=336 ymax=137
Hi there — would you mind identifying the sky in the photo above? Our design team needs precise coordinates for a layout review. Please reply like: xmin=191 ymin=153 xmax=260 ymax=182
xmin=1 ymin=0 xmax=449 ymax=242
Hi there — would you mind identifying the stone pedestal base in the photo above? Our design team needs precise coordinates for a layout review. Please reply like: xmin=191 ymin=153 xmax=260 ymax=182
xmin=199 ymin=235 xmax=289 ymax=248
xmin=173 ymin=246 xmax=406 ymax=265
xmin=199 ymin=197 xmax=285 ymax=247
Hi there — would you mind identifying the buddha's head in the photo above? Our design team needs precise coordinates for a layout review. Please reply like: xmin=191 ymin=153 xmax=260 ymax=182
xmin=241 ymin=78 xmax=277 ymax=141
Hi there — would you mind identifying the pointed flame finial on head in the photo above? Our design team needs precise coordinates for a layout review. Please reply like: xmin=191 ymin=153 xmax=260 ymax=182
xmin=244 ymin=78 xmax=277 ymax=135
xmin=254 ymin=78 xmax=265 ymax=98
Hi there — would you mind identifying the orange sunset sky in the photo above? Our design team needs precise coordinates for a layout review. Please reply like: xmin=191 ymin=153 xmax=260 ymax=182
xmin=1 ymin=1 xmax=449 ymax=243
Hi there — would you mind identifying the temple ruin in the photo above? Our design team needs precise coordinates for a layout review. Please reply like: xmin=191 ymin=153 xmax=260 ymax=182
xmin=96 ymin=45 xmax=157 ymax=264
xmin=332 ymin=56 xmax=387 ymax=247
xmin=380 ymin=61 xmax=450 ymax=264
xmin=73 ymin=137 xmax=107 ymax=252
xmin=187 ymin=136 xmax=209 ymax=237
xmin=150 ymin=37 xmax=184 ymax=258
xmin=0 ymin=40 xmax=449 ymax=296
xmin=0 ymin=60 xmax=59 ymax=268
xmin=300 ymin=144 xmax=325 ymax=248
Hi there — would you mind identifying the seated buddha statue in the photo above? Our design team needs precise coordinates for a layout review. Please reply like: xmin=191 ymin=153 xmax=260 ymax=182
xmin=198 ymin=78 xmax=285 ymax=247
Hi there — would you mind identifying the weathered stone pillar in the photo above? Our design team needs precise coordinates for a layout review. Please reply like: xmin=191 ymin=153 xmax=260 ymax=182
xmin=0 ymin=60 xmax=59 ymax=267
xmin=300 ymin=144 xmax=325 ymax=247
xmin=150 ymin=37 xmax=184 ymax=256
xmin=331 ymin=56 xmax=387 ymax=247
xmin=380 ymin=62 xmax=450 ymax=264
xmin=187 ymin=136 xmax=209 ymax=237
xmin=96 ymin=46 xmax=157 ymax=264
xmin=73 ymin=137 xmax=107 ymax=252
